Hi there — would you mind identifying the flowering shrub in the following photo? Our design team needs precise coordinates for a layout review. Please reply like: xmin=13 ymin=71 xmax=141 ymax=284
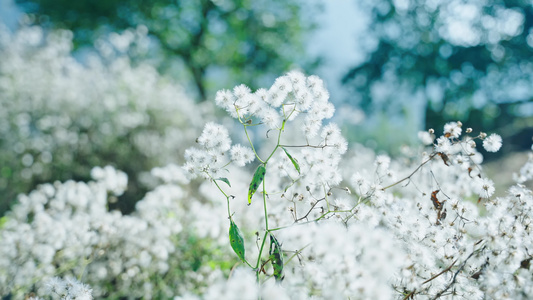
xmin=177 ymin=71 xmax=533 ymax=299
xmin=0 ymin=24 xmax=203 ymax=214
xmin=0 ymin=164 xmax=237 ymax=298
xmin=1 ymin=26 xmax=533 ymax=299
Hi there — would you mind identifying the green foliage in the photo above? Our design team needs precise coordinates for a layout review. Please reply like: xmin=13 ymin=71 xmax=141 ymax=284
xmin=269 ymin=233 xmax=284 ymax=282
xmin=247 ymin=164 xmax=266 ymax=205
xmin=17 ymin=0 xmax=318 ymax=101
xmin=282 ymin=147 xmax=300 ymax=174
xmin=215 ymin=177 xmax=231 ymax=188
xmin=343 ymin=0 xmax=533 ymax=149
xmin=229 ymin=219 xmax=245 ymax=262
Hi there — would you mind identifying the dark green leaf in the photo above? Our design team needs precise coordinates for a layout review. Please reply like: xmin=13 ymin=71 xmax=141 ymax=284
xmin=248 ymin=165 xmax=266 ymax=204
xmin=229 ymin=219 xmax=245 ymax=262
xmin=281 ymin=147 xmax=300 ymax=174
xmin=269 ymin=233 xmax=284 ymax=282
xmin=216 ymin=177 xmax=231 ymax=187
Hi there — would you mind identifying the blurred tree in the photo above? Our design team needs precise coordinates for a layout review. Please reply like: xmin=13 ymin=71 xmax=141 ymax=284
xmin=16 ymin=0 xmax=317 ymax=101
xmin=344 ymin=0 xmax=533 ymax=152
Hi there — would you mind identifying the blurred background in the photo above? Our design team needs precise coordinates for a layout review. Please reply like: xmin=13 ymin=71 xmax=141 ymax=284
xmin=1 ymin=0 xmax=532 ymax=215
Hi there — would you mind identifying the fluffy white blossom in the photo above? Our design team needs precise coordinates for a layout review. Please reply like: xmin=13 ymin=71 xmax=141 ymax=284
xmin=435 ymin=136 xmax=452 ymax=154
xmin=230 ymin=144 xmax=255 ymax=167
xmin=90 ymin=166 xmax=128 ymax=196
xmin=444 ymin=121 xmax=462 ymax=138
xmin=418 ymin=131 xmax=434 ymax=145
xmin=474 ymin=177 xmax=496 ymax=198
xmin=45 ymin=277 xmax=93 ymax=300
xmin=483 ymin=133 xmax=503 ymax=152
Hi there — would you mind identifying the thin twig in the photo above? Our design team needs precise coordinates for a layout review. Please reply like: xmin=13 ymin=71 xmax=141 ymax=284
xmin=422 ymin=259 xmax=457 ymax=285
xmin=295 ymin=199 xmax=324 ymax=223
xmin=431 ymin=251 xmax=477 ymax=300
xmin=402 ymin=290 xmax=416 ymax=300
xmin=382 ymin=152 xmax=438 ymax=190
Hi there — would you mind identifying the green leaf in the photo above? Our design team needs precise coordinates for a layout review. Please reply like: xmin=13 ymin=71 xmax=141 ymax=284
xmin=281 ymin=147 xmax=300 ymax=174
xmin=0 ymin=216 xmax=7 ymax=229
xmin=248 ymin=165 xmax=266 ymax=205
xmin=229 ymin=219 xmax=245 ymax=262
xmin=269 ymin=233 xmax=284 ymax=282
xmin=216 ymin=177 xmax=231 ymax=187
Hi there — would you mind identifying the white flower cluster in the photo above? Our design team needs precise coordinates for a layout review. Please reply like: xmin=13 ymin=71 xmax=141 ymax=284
xmin=279 ymin=222 xmax=404 ymax=299
xmin=177 ymin=222 xmax=403 ymax=300
xmin=3 ymin=23 xmax=533 ymax=298
xmin=0 ymin=24 xmax=201 ymax=212
xmin=0 ymin=165 xmax=226 ymax=299
xmin=183 ymin=122 xmax=255 ymax=179
xmin=45 ymin=277 xmax=93 ymax=300
xmin=513 ymin=152 xmax=533 ymax=183
xmin=215 ymin=71 xmax=335 ymax=137
xmin=90 ymin=166 xmax=128 ymax=196
xmin=189 ymin=72 xmax=347 ymax=225
xmin=341 ymin=125 xmax=533 ymax=299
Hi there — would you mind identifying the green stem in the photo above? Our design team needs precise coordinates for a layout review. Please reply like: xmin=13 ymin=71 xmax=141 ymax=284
xmin=263 ymin=119 xmax=287 ymax=163
xmin=262 ymin=172 xmax=269 ymax=231
xmin=255 ymin=231 xmax=269 ymax=271
xmin=244 ymin=124 xmax=265 ymax=164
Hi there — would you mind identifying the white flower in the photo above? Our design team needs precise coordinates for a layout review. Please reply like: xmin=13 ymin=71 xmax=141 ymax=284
xmin=65 ymin=277 xmax=93 ymax=300
xmin=320 ymin=123 xmax=342 ymax=140
xmin=230 ymin=144 xmax=255 ymax=167
xmin=434 ymin=136 xmax=452 ymax=154
xmin=443 ymin=121 xmax=462 ymax=138
xmin=233 ymin=84 xmax=251 ymax=99
xmin=90 ymin=166 xmax=128 ymax=196
xmin=45 ymin=277 xmax=67 ymax=296
xmin=268 ymin=76 xmax=292 ymax=107
xmin=473 ymin=177 xmax=495 ymax=198
xmin=45 ymin=277 xmax=93 ymax=299
xmin=196 ymin=122 xmax=231 ymax=152
xmin=483 ymin=133 xmax=502 ymax=152
xmin=259 ymin=107 xmax=282 ymax=129
xmin=418 ymin=131 xmax=434 ymax=145
xmin=214 ymin=89 xmax=234 ymax=112
xmin=374 ymin=155 xmax=391 ymax=171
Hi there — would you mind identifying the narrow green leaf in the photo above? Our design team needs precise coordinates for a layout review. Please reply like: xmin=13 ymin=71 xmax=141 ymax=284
xmin=248 ymin=165 xmax=266 ymax=204
xmin=282 ymin=147 xmax=300 ymax=174
xmin=216 ymin=177 xmax=231 ymax=187
xmin=269 ymin=233 xmax=284 ymax=282
xmin=229 ymin=219 xmax=245 ymax=262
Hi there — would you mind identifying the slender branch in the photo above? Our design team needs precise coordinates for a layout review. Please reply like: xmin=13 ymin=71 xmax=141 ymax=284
xmin=382 ymin=152 xmax=438 ymax=190
xmin=294 ymin=199 xmax=324 ymax=222
xmin=402 ymin=290 xmax=416 ymax=300
xmin=254 ymin=231 xmax=269 ymax=271
xmin=262 ymin=172 xmax=269 ymax=230
xmin=279 ymin=144 xmax=330 ymax=149
xmin=244 ymin=125 xmax=264 ymax=164
xmin=421 ymin=259 xmax=457 ymax=285
xmin=431 ymin=251 xmax=477 ymax=300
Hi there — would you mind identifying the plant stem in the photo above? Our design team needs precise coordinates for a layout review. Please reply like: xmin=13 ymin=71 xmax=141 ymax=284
xmin=381 ymin=152 xmax=438 ymax=190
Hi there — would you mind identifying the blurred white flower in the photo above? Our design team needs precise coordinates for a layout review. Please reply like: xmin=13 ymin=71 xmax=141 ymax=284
xmin=483 ymin=133 xmax=502 ymax=152
xmin=474 ymin=177 xmax=495 ymax=198
xmin=418 ymin=131 xmax=434 ymax=145
xmin=90 ymin=166 xmax=128 ymax=196
xmin=230 ymin=144 xmax=255 ymax=167
xmin=444 ymin=121 xmax=462 ymax=138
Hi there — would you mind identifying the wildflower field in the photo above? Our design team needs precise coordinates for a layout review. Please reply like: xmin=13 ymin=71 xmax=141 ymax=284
xmin=1 ymin=23 xmax=533 ymax=300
